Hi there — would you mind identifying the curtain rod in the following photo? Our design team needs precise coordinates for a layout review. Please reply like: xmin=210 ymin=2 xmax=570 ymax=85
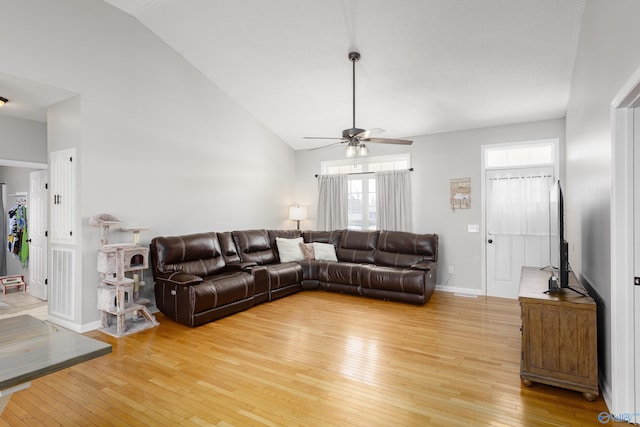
xmin=315 ymin=168 xmax=413 ymax=178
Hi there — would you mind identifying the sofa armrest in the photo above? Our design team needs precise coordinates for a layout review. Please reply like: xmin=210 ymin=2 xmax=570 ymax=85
xmin=156 ymin=271 xmax=203 ymax=286
xmin=226 ymin=261 xmax=258 ymax=272
xmin=411 ymin=261 xmax=437 ymax=272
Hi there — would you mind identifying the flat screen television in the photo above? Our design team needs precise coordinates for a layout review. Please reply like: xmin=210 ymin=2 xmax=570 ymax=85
xmin=547 ymin=180 xmax=587 ymax=296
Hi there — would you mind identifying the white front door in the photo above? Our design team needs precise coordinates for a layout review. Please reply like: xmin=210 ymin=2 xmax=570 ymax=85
xmin=485 ymin=167 xmax=554 ymax=298
xmin=28 ymin=169 xmax=48 ymax=300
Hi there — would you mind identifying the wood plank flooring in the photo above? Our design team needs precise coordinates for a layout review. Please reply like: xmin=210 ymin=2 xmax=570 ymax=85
xmin=0 ymin=291 xmax=618 ymax=426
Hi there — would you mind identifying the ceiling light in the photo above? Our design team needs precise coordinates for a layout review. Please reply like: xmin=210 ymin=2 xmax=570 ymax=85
xmin=358 ymin=144 xmax=368 ymax=157
xmin=346 ymin=143 xmax=356 ymax=158
xmin=0 ymin=97 xmax=8 ymax=107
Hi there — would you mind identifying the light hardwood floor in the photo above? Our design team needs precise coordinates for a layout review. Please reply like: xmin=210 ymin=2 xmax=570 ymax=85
xmin=1 ymin=291 xmax=618 ymax=426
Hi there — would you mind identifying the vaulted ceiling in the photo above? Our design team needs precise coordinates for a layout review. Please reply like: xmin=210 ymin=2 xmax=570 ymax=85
xmin=2 ymin=1 xmax=586 ymax=151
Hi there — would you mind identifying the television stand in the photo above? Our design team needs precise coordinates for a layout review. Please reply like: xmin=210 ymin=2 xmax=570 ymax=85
xmin=519 ymin=266 xmax=599 ymax=401
xmin=544 ymin=282 xmax=590 ymax=298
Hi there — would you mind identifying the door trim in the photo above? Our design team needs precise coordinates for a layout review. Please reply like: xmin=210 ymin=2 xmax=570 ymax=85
xmin=610 ymin=64 xmax=640 ymax=420
xmin=480 ymin=139 xmax=560 ymax=296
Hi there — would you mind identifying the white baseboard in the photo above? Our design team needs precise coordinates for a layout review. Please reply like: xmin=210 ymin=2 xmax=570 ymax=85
xmin=46 ymin=315 xmax=102 ymax=333
xmin=600 ymin=370 xmax=613 ymax=415
xmin=436 ymin=285 xmax=483 ymax=296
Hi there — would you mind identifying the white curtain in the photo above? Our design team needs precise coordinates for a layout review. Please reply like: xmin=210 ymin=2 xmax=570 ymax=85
xmin=317 ymin=174 xmax=348 ymax=231
xmin=488 ymin=174 xmax=552 ymax=235
xmin=376 ymin=170 xmax=412 ymax=231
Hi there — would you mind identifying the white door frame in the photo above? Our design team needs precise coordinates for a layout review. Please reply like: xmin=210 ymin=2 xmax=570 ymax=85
xmin=610 ymin=64 xmax=640 ymax=421
xmin=480 ymin=139 xmax=560 ymax=295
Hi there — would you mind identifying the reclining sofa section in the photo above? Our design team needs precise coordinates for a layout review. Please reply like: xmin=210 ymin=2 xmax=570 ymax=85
xmin=150 ymin=229 xmax=438 ymax=327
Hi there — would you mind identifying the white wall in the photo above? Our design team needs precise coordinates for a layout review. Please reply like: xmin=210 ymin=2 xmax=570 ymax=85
xmin=0 ymin=115 xmax=47 ymax=163
xmin=295 ymin=118 xmax=565 ymax=292
xmin=0 ymin=166 xmax=37 ymax=277
xmin=2 ymin=0 xmax=296 ymax=328
xmin=565 ymin=0 xmax=640 ymax=410
xmin=0 ymin=115 xmax=46 ymax=281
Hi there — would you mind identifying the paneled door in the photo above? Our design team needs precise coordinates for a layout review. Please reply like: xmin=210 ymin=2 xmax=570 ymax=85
xmin=28 ymin=169 xmax=48 ymax=300
xmin=485 ymin=166 xmax=553 ymax=298
xmin=634 ymin=105 xmax=640 ymax=423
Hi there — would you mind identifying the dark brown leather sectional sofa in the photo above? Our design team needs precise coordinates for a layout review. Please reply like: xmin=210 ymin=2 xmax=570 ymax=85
xmin=149 ymin=229 xmax=438 ymax=327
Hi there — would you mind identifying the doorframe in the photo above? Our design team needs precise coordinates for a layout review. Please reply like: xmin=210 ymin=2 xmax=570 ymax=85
xmin=0 ymin=158 xmax=48 ymax=295
xmin=610 ymin=64 xmax=640 ymax=420
xmin=480 ymin=139 xmax=560 ymax=295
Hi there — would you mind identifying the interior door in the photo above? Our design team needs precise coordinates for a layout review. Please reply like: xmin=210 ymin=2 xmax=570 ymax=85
xmin=28 ymin=169 xmax=48 ymax=300
xmin=634 ymin=106 xmax=640 ymax=423
xmin=486 ymin=167 xmax=553 ymax=298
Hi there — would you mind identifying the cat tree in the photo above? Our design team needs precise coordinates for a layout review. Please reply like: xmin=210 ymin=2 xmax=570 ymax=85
xmin=89 ymin=214 xmax=158 ymax=337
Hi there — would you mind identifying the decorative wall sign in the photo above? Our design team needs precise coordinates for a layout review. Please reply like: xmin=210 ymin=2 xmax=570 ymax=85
xmin=450 ymin=178 xmax=471 ymax=209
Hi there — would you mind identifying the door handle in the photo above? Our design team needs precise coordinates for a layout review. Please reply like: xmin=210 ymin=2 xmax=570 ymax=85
xmin=488 ymin=239 xmax=493 ymax=244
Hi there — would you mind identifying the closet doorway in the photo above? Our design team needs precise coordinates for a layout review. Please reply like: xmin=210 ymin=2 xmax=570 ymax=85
xmin=0 ymin=159 xmax=48 ymax=302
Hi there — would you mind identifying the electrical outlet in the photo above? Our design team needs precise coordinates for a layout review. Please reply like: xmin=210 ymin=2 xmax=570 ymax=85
xmin=448 ymin=266 xmax=454 ymax=274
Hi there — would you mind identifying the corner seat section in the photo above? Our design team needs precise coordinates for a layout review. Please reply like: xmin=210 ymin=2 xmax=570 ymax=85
xmin=150 ymin=232 xmax=256 ymax=327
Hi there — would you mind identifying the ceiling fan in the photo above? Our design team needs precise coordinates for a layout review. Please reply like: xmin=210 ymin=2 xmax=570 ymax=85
xmin=304 ymin=51 xmax=413 ymax=156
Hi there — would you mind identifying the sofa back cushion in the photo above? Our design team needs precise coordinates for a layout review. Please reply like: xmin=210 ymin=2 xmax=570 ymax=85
xmin=150 ymin=232 xmax=226 ymax=277
xmin=302 ymin=230 xmax=342 ymax=248
xmin=232 ymin=229 xmax=277 ymax=265
xmin=268 ymin=229 xmax=302 ymax=260
xmin=337 ymin=230 xmax=380 ymax=264
xmin=218 ymin=231 xmax=241 ymax=263
xmin=374 ymin=231 xmax=439 ymax=267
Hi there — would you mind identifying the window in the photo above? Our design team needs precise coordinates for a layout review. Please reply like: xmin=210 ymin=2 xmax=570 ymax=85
xmin=321 ymin=153 xmax=411 ymax=175
xmin=484 ymin=140 xmax=556 ymax=169
xmin=348 ymin=176 xmax=376 ymax=230
xmin=322 ymin=154 xmax=410 ymax=230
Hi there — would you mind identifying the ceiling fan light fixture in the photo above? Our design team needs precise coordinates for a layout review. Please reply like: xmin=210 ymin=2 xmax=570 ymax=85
xmin=346 ymin=143 xmax=356 ymax=158
xmin=303 ymin=50 xmax=413 ymax=150
xmin=0 ymin=97 xmax=8 ymax=107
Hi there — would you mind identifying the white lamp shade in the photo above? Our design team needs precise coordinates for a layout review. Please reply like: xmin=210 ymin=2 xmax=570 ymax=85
xmin=288 ymin=206 xmax=308 ymax=221
xmin=345 ymin=145 xmax=356 ymax=158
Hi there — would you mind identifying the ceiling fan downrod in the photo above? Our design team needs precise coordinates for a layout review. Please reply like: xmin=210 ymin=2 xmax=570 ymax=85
xmin=346 ymin=51 xmax=362 ymax=139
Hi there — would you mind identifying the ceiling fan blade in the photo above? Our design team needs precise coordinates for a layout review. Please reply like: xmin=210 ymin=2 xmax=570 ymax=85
xmin=364 ymin=137 xmax=413 ymax=145
xmin=303 ymin=136 xmax=344 ymax=140
xmin=306 ymin=141 xmax=345 ymax=151
xmin=355 ymin=128 xmax=385 ymax=139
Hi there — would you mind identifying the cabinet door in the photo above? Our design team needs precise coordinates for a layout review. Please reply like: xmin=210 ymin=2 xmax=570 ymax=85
xmin=522 ymin=302 xmax=597 ymax=387
xmin=49 ymin=148 xmax=76 ymax=243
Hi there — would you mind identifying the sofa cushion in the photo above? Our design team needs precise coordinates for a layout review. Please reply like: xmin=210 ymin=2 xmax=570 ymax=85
xmin=218 ymin=231 xmax=242 ymax=263
xmin=151 ymin=232 xmax=226 ymax=277
xmin=361 ymin=265 xmax=425 ymax=295
xmin=302 ymin=230 xmax=342 ymax=247
xmin=313 ymin=242 xmax=338 ymax=261
xmin=268 ymin=229 xmax=302 ymax=259
xmin=275 ymin=237 xmax=305 ymax=262
xmin=374 ymin=231 xmax=439 ymax=267
xmin=337 ymin=230 xmax=380 ymax=264
xmin=233 ymin=230 xmax=277 ymax=265
xmin=264 ymin=262 xmax=303 ymax=291
xmin=299 ymin=243 xmax=315 ymax=260
xmin=192 ymin=271 xmax=254 ymax=313
xmin=320 ymin=262 xmax=361 ymax=286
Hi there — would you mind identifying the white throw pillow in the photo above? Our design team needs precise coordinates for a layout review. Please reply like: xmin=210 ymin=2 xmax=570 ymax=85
xmin=313 ymin=242 xmax=338 ymax=262
xmin=276 ymin=237 xmax=305 ymax=263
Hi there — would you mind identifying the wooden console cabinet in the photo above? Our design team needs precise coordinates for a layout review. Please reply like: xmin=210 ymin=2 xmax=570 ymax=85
xmin=518 ymin=266 xmax=599 ymax=401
